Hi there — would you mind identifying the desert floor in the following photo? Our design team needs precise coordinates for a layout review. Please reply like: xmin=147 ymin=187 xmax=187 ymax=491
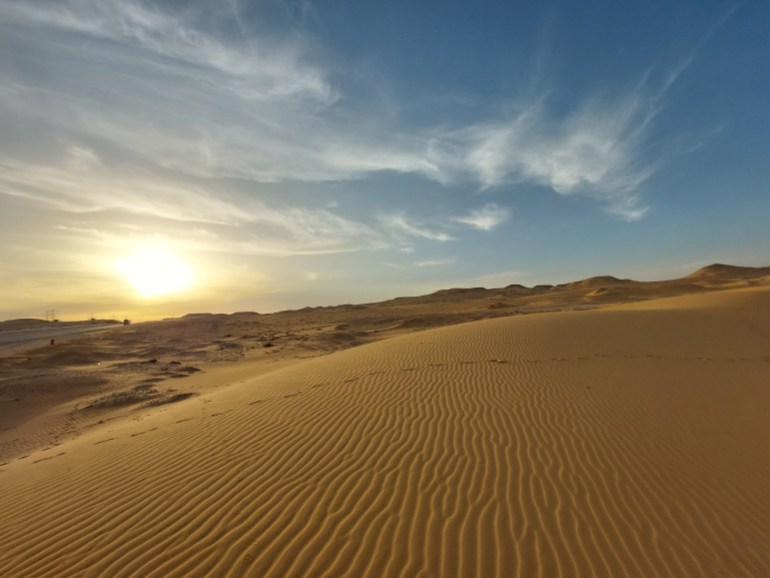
xmin=1 ymin=275 xmax=769 ymax=577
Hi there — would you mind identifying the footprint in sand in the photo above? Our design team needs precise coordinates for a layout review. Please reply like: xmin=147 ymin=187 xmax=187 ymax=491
xmin=33 ymin=452 xmax=66 ymax=464
xmin=130 ymin=427 xmax=159 ymax=437
xmin=94 ymin=438 xmax=117 ymax=445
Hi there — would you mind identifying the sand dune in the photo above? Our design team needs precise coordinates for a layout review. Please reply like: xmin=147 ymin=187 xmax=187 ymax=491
xmin=1 ymin=287 xmax=770 ymax=577
xmin=4 ymin=262 xmax=769 ymax=464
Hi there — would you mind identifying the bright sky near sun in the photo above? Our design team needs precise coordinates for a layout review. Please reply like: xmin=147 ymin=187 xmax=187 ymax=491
xmin=1 ymin=0 xmax=769 ymax=320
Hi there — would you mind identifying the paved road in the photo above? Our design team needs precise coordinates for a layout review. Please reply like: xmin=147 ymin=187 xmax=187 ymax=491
xmin=0 ymin=324 xmax=119 ymax=356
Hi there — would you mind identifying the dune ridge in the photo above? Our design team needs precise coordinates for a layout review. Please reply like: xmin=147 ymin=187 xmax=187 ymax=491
xmin=1 ymin=287 xmax=769 ymax=577
xmin=3 ymin=262 xmax=770 ymax=465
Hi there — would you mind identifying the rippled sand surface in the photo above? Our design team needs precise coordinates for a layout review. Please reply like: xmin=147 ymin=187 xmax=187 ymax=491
xmin=1 ymin=288 xmax=769 ymax=577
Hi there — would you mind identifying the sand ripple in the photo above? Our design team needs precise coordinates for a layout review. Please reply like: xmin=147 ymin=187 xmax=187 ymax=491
xmin=1 ymin=290 xmax=769 ymax=577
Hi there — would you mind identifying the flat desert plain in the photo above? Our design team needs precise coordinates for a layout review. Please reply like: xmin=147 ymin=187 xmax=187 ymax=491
xmin=1 ymin=268 xmax=769 ymax=577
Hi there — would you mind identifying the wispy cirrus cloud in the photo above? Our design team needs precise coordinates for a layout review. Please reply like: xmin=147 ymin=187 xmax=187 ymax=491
xmin=0 ymin=147 xmax=384 ymax=256
xmin=51 ymin=208 xmax=384 ymax=257
xmin=453 ymin=203 xmax=510 ymax=230
xmin=2 ymin=0 xmax=335 ymax=103
xmin=0 ymin=0 xmax=701 ymax=235
xmin=0 ymin=0 xmax=405 ymax=186
xmin=380 ymin=214 xmax=454 ymax=242
xmin=0 ymin=150 xmax=250 ymax=225
xmin=426 ymin=84 xmax=671 ymax=221
xmin=414 ymin=258 xmax=454 ymax=267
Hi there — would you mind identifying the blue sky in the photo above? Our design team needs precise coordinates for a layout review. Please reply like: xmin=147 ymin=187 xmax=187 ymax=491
xmin=1 ymin=0 xmax=768 ymax=319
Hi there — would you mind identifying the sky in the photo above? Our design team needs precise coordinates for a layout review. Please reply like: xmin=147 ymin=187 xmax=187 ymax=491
xmin=1 ymin=0 xmax=769 ymax=320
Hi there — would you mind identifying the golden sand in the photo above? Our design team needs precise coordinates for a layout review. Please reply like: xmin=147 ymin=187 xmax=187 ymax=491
xmin=1 ymin=287 xmax=769 ymax=576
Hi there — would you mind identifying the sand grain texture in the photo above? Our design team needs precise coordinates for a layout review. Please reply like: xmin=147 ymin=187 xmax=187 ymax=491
xmin=1 ymin=288 xmax=769 ymax=577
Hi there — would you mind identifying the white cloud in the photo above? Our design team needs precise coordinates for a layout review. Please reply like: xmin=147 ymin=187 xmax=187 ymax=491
xmin=3 ymin=0 xmax=336 ymax=104
xmin=0 ymin=0 xmax=392 ymax=187
xmin=380 ymin=214 xmax=454 ymax=242
xmin=414 ymin=259 xmax=454 ymax=267
xmin=0 ymin=156 xmax=384 ymax=256
xmin=435 ymin=87 xmax=667 ymax=221
xmin=453 ymin=203 xmax=510 ymax=230
xmin=263 ymin=207 xmax=384 ymax=255
xmin=421 ymin=65 xmax=696 ymax=222
xmin=0 ymin=0 xmax=695 ymax=227
xmin=66 ymin=146 xmax=101 ymax=168
xmin=0 ymin=157 xmax=252 ymax=225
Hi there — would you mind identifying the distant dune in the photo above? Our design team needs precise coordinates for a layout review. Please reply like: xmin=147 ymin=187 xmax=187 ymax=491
xmin=685 ymin=263 xmax=770 ymax=285
xmin=1 ymin=267 xmax=769 ymax=577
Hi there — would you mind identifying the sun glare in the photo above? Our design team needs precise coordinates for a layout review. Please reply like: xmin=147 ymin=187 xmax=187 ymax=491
xmin=116 ymin=251 xmax=194 ymax=297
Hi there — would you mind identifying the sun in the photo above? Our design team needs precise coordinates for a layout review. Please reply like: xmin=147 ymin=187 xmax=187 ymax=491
xmin=116 ymin=251 xmax=194 ymax=297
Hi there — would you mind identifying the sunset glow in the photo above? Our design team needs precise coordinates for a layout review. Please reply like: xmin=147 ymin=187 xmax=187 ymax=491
xmin=116 ymin=251 xmax=194 ymax=298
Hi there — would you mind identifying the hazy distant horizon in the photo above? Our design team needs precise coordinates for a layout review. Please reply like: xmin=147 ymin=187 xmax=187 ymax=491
xmin=4 ymin=259 xmax=769 ymax=324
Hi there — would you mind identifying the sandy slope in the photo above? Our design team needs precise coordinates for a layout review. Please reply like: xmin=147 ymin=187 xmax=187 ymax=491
xmin=3 ymin=262 xmax=768 ymax=464
xmin=1 ymin=288 xmax=769 ymax=577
